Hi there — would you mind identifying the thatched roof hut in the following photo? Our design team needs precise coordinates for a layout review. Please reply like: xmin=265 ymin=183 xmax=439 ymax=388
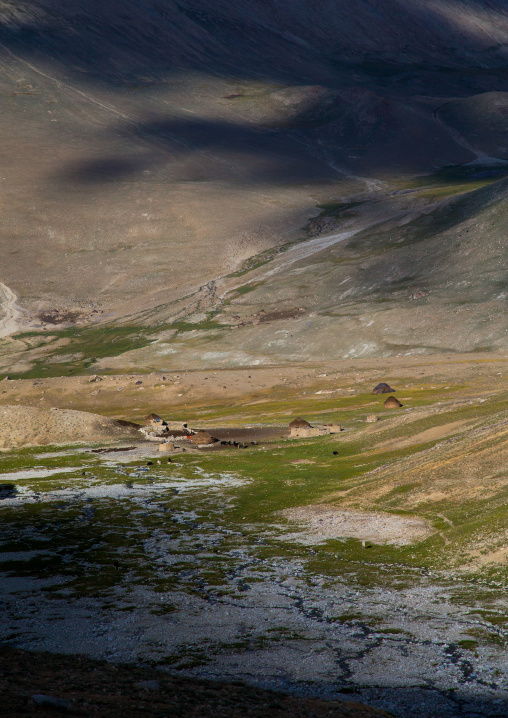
xmin=372 ymin=383 xmax=395 ymax=394
xmin=188 ymin=431 xmax=218 ymax=445
xmin=289 ymin=417 xmax=312 ymax=429
xmin=384 ymin=396 xmax=402 ymax=409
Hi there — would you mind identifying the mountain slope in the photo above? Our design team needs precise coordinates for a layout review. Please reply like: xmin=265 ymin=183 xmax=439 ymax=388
xmin=1 ymin=2 xmax=508 ymax=372
xmin=98 ymin=177 xmax=508 ymax=370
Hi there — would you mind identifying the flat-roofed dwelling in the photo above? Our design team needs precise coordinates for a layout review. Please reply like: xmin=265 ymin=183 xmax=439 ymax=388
xmin=289 ymin=417 xmax=341 ymax=438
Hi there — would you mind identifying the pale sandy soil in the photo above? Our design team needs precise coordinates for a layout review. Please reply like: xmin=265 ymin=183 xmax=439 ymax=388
xmin=0 ymin=405 xmax=138 ymax=448
xmin=0 ymin=282 xmax=23 ymax=338
xmin=0 ymin=353 xmax=507 ymax=423
xmin=281 ymin=505 xmax=433 ymax=545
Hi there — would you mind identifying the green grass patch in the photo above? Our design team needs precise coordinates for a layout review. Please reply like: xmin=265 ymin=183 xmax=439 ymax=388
xmin=8 ymin=324 xmax=152 ymax=379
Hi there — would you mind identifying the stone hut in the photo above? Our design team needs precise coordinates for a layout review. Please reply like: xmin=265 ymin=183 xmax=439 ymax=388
xmin=289 ymin=417 xmax=341 ymax=438
xmin=144 ymin=413 xmax=164 ymax=426
xmin=372 ymin=383 xmax=395 ymax=394
xmin=140 ymin=413 xmax=170 ymax=441
xmin=323 ymin=424 xmax=342 ymax=434
xmin=290 ymin=417 xmax=313 ymax=437
xmin=384 ymin=396 xmax=402 ymax=409
xmin=165 ymin=420 xmax=188 ymax=431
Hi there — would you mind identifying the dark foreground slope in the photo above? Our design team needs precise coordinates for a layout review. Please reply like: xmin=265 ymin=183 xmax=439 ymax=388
xmin=0 ymin=646 xmax=391 ymax=718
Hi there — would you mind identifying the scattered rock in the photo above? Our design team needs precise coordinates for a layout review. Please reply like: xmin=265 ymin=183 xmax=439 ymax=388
xmin=409 ymin=291 xmax=427 ymax=300
xmin=372 ymin=383 xmax=395 ymax=394
xmin=37 ymin=308 xmax=83 ymax=325
xmin=366 ymin=414 xmax=379 ymax=422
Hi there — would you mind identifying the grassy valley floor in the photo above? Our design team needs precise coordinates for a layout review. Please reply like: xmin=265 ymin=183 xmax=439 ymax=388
xmin=2 ymin=356 xmax=508 ymax=716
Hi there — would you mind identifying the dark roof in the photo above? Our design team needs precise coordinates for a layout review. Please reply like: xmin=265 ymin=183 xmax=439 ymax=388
xmin=384 ymin=396 xmax=402 ymax=408
xmin=372 ymin=383 xmax=395 ymax=394
xmin=289 ymin=417 xmax=312 ymax=429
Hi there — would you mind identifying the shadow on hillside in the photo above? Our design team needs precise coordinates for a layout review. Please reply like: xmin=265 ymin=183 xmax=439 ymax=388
xmin=328 ymin=176 xmax=508 ymax=303
xmin=57 ymin=116 xmax=340 ymax=187
xmin=3 ymin=0 xmax=508 ymax=90
xmin=1 ymin=1 xmax=507 ymax=187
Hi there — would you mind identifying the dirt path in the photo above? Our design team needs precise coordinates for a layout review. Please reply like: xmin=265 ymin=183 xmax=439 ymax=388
xmin=0 ymin=281 xmax=22 ymax=338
